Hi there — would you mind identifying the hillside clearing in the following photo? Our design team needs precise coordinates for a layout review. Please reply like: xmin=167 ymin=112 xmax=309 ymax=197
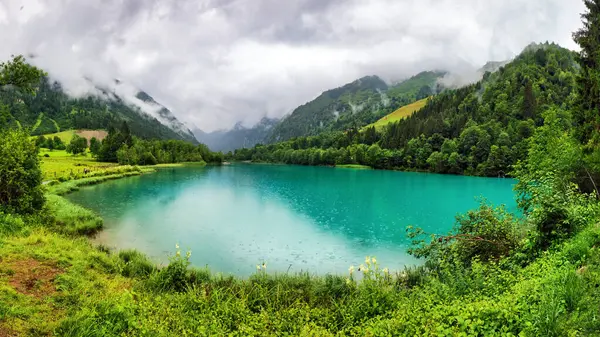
xmin=31 ymin=129 xmax=108 ymax=144
xmin=364 ymin=97 xmax=430 ymax=130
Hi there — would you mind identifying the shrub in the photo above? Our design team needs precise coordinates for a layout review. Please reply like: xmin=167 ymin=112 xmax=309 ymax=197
xmin=0 ymin=129 xmax=44 ymax=214
xmin=407 ymin=201 xmax=522 ymax=266
xmin=0 ymin=212 xmax=25 ymax=236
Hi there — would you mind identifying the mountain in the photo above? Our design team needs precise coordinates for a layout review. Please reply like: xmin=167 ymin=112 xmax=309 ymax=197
xmin=194 ymin=117 xmax=279 ymax=153
xmin=0 ymin=75 xmax=197 ymax=143
xmin=234 ymin=42 xmax=576 ymax=178
xmin=479 ymin=60 xmax=510 ymax=74
xmin=267 ymin=72 xmax=446 ymax=143
xmin=134 ymin=91 xmax=196 ymax=141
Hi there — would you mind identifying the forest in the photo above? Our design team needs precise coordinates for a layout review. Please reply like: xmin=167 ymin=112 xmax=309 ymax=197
xmin=232 ymin=43 xmax=576 ymax=178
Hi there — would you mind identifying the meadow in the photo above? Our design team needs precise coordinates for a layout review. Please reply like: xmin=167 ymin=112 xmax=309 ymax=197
xmin=363 ymin=97 xmax=429 ymax=130
xmin=39 ymin=149 xmax=120 ymax=181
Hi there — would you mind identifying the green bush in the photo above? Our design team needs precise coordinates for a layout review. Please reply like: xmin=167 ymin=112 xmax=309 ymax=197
xmin=0 ymin=212 xmax=25 ymax=236
xmin=0 ymin=129 xmax=44 ymax=214
xmin=407 ymin=202 xmax=522 ymax=266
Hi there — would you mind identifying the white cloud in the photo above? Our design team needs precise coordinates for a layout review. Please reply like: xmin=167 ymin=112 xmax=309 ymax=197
xmin=0 ymin=0 xmax=586 ymax=132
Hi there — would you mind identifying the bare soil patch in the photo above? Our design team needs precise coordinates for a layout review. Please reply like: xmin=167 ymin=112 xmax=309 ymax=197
xmin=7 ymin=259 xmax=63 ymax=298
xmin=0 ymin=326 xmax=18 ymax=337
xmin=76 ymin=130 xmax=108 ymax=142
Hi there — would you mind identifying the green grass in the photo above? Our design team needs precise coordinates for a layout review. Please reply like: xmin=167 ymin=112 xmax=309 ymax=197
xmin=31 ymin=113 xmax=44 ymax=133
xmin=47 ymin=168 xmax=153 ymax=195
xmin=363 ymin=97 xmax=430 ymax=130
xmin=45 ymin=194 xmax=103 ymax=235
xmin=39 ymin=149 xmax=120 ymax=181
xmin=35 ymin=130 xmax=76 ymax=144
xmin=335 ymin=164 xmax=372 ymax=169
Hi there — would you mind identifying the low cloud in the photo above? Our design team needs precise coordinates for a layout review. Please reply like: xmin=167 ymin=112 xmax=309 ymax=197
xmin=0 ymin=0 xmax=585 ymax=131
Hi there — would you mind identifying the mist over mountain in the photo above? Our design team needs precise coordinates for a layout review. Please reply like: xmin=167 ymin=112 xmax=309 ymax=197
xmin=0 ymin=72 xmax=197 ymax=143
xmin=193 ymin=117 xmax=280 ymax=153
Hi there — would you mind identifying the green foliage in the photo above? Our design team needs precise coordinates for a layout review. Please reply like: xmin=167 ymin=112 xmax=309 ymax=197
xmin=407 ymin=202 xmax=522 ymax=266
xmin=573 ymin=0 xmax=600 ymax=147
xmin=66 ymin=134 xmax=88 ymax=155
xmin=115 ymin=137 xmax=222 ymax=165
xmin=35 ymin=134 xmax=67 ymax=150
xmin=89 ymin=137 xmax=100 ymax=156
xmin=0 ymin=55 xmax=46 ymax=95
xmin=98 ymin=122 xmax=133 ymax=162
xmin=233 ymin=44 xmax=577 ymax=177
xmin=0 ymin=129 xmax=44 ymax=214
xmin=0 ymin=211 xmax=26 ymax=237
xmin=514 ymin=108 xmax=600 ymax=249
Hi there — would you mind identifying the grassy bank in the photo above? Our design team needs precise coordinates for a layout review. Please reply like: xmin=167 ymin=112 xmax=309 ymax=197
xmin=2 ymin=206 xmax=600 ymax=335
xmin=335 ymin=164 xmax=372 ymax=170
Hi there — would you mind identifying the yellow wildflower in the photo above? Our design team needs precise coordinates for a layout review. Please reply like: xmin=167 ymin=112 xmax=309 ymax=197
xmin=365 ymin=256 xmax=371 ymax=264
xmin=262 ymin=262 xmax=267 ymax=269
xmin=372 ymin=257 xmax=377 ymax=264
xmin=256 ymin=265 xmax=261 ymax=271
xmin=348 ymin=265 xmax=355 ymax=274
xmin=383 ymin=268 xmax=389 ymax=274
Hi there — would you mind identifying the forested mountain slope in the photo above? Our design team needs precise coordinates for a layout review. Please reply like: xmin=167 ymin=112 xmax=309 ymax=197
xmin=0 ymin=76 xmax=197 ymax=143
xmin=233 ymin=42 xmax=577 ymax=178
xmin=267 ymin=71 xmax=445 ymax=142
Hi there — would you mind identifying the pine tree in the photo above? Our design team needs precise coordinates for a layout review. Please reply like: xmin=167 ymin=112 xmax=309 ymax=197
xmin=573 ymin=0 xmax=600 ymax=145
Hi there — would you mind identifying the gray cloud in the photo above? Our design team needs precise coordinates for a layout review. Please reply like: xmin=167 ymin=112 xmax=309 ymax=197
xmin=0 ymin=0 xmax=585 ymax=131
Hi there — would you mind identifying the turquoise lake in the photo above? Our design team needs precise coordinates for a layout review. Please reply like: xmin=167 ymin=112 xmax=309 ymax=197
xmin=66 ymin=164 xmax=518 ymax=276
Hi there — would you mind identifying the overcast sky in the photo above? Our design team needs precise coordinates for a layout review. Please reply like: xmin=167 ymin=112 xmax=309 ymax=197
xmin=0 ymin=0 xmax=586 ymax=132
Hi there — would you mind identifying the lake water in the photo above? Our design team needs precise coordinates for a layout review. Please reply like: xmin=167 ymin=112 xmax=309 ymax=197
xmin=66 ymin=164 xmax=518 ymax=276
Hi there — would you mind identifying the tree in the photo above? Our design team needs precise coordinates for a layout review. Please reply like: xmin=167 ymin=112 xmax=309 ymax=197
xmin=98 ymin=126 xmax=122 ymax=162
xmin=573 ymin=0 xmax=600 ymax=146
xmin=53 ymin=136 xmax=66 ymax=150
xmin=35 ymin=135 xmax=47 ymax=148
xmin=89 ymin=137 xmax=101 ymax=156
xmin=66 ymin=134 xmax=88 ymax=155
xmin=0 ymin=56 xmax=44 ymax=214
xmin=0 ymin=55 xmax=46 ymax=95
xmin=427 ymin=151 xmax=446 ymax=173
xmin=0 ymin=129 xmax=44 ymax=214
